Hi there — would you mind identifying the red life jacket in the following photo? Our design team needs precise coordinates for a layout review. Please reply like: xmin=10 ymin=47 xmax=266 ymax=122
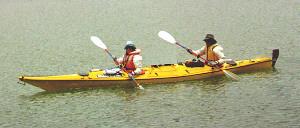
xmin=122 ymin=54 xmax=136 ymax=72
xmin=122 ymin=50 xmax=145 ymax=74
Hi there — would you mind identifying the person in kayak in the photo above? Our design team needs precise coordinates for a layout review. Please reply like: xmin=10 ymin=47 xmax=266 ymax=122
xmin=113 ymin=41 xmax=144 ymax=75
xmin=186 ymin=34 xmax=235 ymax=66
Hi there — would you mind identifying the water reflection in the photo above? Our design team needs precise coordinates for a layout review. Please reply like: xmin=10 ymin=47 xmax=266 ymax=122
xmin=114 ymin=87 xmax=146 ymax=101
xmin=198 ymin=77 xmax=228 ymax=91
xmin=19 ymin=86 xmax=147 ymax=102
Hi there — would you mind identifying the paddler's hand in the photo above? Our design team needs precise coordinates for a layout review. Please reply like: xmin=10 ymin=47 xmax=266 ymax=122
xmin=208 ymin=61 xmax=218 ymax=66
xmin=186 ymin=49 xmax=193 ymax=54
xmin=129 ymin=71 xmax=136 ymax=76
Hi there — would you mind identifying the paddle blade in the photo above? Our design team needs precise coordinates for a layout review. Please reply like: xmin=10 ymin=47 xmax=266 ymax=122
xmin=222 ymin=70 xmax=240 ymax=81
xmin=158 ymin=31 xmax=176 ymax=44
xmin=90 ymin=36 xmax=107 ymax=49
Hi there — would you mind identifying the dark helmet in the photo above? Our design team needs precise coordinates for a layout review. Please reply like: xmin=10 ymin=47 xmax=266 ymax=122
xmin=124 ymin=41 xmax=136 ymax=50
xmin=203 ymin=34 xmax=217 ymax=44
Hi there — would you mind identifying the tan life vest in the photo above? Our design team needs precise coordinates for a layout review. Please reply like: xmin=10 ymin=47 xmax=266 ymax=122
xmin=206 ymin=44 xmax=219 ymax=61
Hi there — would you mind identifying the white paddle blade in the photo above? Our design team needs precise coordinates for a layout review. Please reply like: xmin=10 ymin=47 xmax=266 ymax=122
xmin=90 ymin=36 xmax=107 ymax=49
xmin=223 ymin=70 xmax=240 ymax=81
xmin=158 ymin=31 xmax=176 ymax=44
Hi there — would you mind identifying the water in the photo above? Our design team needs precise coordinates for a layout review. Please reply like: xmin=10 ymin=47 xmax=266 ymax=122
xmin=1 ymin=0 xmax=299 ymax=127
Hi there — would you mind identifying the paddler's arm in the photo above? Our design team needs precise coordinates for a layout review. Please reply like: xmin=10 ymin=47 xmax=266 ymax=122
xmin=132 ymin=55 xmax=143 ymax=75
xmin=187 ymin=46 xmax=205 ymax=58
xmin=128 ymin=49 xmax=141 ymax=55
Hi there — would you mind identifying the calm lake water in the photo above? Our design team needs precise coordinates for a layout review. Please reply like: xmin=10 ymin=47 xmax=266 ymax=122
xmin=0 ymin=0 xmax=299 ymax=127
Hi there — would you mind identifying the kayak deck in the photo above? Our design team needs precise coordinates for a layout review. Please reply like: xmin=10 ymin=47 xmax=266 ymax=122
xmin=19 ymin=56 xmax=275 ymax=92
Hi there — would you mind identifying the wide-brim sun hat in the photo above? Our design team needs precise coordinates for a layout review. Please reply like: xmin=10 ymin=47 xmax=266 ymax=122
xmin=203 ymin=34 xmax=217 ymax=44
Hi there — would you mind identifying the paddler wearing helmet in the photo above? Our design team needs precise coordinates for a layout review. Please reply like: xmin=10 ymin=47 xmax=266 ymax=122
xmin=114 ymin=41 xmax=144 ymax=75
xmin=186 ymin=34 xmax=235 ymax=66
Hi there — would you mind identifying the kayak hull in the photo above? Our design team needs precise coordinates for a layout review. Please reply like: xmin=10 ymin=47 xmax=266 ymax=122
xmin=19 ymin=57 xmax=274 ymax=92
xmin=19 ymin=49 xmax=279 ymax=92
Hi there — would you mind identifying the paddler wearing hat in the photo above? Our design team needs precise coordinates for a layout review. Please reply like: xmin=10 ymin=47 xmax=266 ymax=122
xmin=186 ymin=34 xmax=235 ymax=66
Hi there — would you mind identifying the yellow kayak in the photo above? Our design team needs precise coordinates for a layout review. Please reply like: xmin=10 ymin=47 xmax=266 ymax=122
xmin=19 ymin=49 xmax=279 ymax=92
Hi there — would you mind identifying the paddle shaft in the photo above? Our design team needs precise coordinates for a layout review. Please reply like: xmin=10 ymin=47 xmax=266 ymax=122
xmin=104 ymin=49 xmax=114 ymax=59
xmin=104 ymin=49 xmax=117 ymax=63
xmin=175 ymin=42 xmax=189 ymax=50
xmin=128 ymin=73 xmax=140 ymax=86
xmin=175 ymin=42 xmax=208 ymax=63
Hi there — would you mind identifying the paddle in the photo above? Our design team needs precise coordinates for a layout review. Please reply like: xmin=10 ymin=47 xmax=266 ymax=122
xmin=158 ymin=31 xmax=240 ymax=80
xmin=90 ymin=36 xmax=144 ymax=89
